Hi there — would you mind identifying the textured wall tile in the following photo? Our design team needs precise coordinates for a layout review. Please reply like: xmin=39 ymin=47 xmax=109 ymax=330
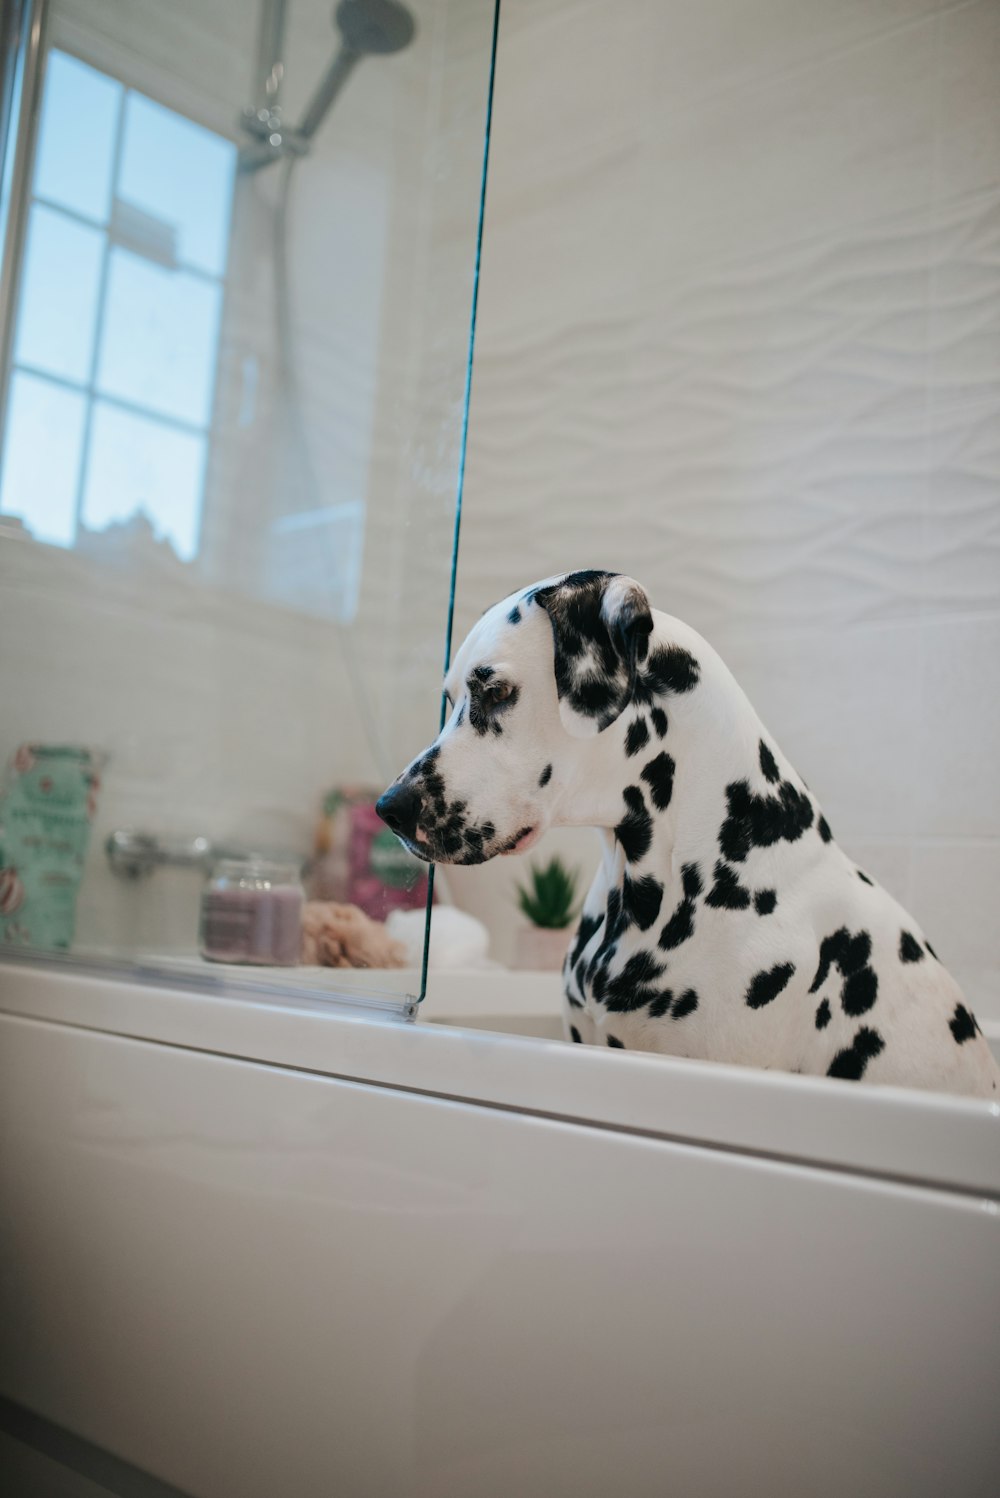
xmin=632 ymin=0 xmax=950 ymax=120
xmin=456 ymin=0 xmax=1000 ymax=980
xmin=932 ymin=0 xmax=1000 ymax=202
xmin=910 ymin=842 xmax=1000 ymax=974
xmin=836 ymin=839 xmax=915 ymax=912
xmin=926 ymin=188 xmax=1000 ymax=414
xmin=636 ymin=15 xmax=938 ymax=277
xmin=923 ymin=397 xmax=1000 ymax=615
xmin=916 ymin=614 xmax=1000 ymax=837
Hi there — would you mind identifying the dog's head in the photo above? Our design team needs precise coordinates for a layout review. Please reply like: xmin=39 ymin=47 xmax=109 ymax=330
xmin=376 ymin=570 xmax=653 ymax=864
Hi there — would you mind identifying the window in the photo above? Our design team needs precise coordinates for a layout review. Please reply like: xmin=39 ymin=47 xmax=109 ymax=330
xmin=0 ymin=50 xmax=236 ymax=560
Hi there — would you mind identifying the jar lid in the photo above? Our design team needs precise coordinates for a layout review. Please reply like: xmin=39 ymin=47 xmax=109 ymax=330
xmin=209 ymin=856 xmax=302 ymax=889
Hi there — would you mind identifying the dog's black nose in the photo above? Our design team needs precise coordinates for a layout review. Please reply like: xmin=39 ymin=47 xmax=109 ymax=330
xmin=376 ymin=782 xmax=422 ymax=840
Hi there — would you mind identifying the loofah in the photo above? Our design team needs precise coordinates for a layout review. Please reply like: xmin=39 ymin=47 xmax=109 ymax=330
xmin=300 ymin=901 xmax=408 ymax=969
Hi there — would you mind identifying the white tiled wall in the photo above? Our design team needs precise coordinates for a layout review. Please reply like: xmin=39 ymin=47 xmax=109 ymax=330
xmin=450 ymin=0 xmax=1000 ymax=1018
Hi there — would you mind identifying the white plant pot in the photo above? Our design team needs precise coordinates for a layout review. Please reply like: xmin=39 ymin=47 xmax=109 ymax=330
xmin=513 ymin=924 xmax=572 ymax=972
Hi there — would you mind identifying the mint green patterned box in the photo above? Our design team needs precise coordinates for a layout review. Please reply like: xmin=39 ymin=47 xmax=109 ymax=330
xmin=0 ymin=745 xmax=105 ymax=952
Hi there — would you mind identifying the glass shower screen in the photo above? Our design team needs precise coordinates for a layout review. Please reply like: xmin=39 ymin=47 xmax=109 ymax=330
xmin=0 ymin=0 xmax=498 ymax=1014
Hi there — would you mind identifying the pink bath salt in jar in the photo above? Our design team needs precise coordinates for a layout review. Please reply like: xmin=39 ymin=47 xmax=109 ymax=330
xmin=200 ymin=858 xmax=304 ymax=966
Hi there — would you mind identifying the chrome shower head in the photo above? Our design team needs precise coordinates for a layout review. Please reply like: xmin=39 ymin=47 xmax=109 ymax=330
xmin=334 ymin=0 xmax=416 ymax=56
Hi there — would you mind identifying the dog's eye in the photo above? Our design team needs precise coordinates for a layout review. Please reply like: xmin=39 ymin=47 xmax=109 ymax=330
xmin=483 ymin=681 xmax=513 ymax=705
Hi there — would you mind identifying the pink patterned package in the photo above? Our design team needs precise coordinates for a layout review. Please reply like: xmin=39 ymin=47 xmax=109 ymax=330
xmin=306 ymin=786 xmax=430 ymax=922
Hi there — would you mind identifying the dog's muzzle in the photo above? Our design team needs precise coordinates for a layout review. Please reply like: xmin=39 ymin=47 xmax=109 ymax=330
xmin=375 ymin=782 xmax=423 ymax=842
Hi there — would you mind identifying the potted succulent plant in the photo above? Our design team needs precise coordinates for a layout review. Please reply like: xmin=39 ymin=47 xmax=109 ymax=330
xmin=513 ymin=856 xmax=581 ymax=970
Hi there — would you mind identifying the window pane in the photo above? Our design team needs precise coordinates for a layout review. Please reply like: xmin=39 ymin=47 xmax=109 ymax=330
xmin=96 ymin=247 xmax=222 ymax=427
xmin=14 ymin=204 xmax=104 ymax=382
xmin=34 ymin=50 xmax=121 ymax=223
xmin=0 ymin=371 xmax=86 ymax=547
xmin=81 ymin=401 xmax=206 ymax=561
xmin=117 ymin=94 xmax=236 ymax=276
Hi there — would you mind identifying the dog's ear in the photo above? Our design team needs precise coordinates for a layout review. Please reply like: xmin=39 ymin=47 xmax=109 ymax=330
xmin=531 ymin=570 xmax=653 ymax=738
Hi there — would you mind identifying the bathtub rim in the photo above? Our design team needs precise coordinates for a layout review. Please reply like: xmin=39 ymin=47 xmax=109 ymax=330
xmin=1 ymin=958 xmax=998 ymax=1200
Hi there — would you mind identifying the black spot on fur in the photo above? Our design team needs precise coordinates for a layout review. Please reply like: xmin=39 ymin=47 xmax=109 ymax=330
xmin=949 ymin=1004 xmax=979 ymax=1044
xmin=815 ymin=998 xmax=831 ymax=1030
xmin=658 ymin=863 xmax=701 ymax=951
xmin=634 ymin=645 xmax=700 ymax=702
xmin=539 ymin=763 xmax=553 ymax=787
xmin=759 ymin=741 xmax=780 ymax=784
xmin=472 ymin=665 xmax=494 ymax=681
xmin=566 ymin=991 xmax=584 ymax=1010
xmin=671 ymin=989 xmax=699 ymax=1020
xmin=754 ymin=888 xmax=777 ymax=916
xmin=507 ymin=605 xmax=522 ymax=625
xmin=602 ymin=949 xmax=666 ymax=1013
xmin=607 ymin=1035 xmax=625 ymax=1048
xmin=622 ymin=874 xmax=664 ymax=932
xmin=647 ymin=990 xmax=673 ymax=1019
xmin=587 ymin=892 xmax=625 ymax=996
xmin=899 ymin=930 xmax=924 ymax=963
xmin=857 ymin=869 xmax=873 ymax=885
xmin=827 ymin=1026 xmax=884 ymax=1082
xmin=650 ymin=706 xmax=668 ymax=738
xmin=841 ymin=966 xmax=878 ymax=1017
xmin=809 ymin=928 xmax=872 ymax=994
xmin=640 ymin=751 xmax=675 ymax=812
xmin=659 ymin=898 xmax=695 ymax=951
xmin=809 ymin=929 xmax=880 ymax=1023
xmin=569 ymin=1025 xmax=582 ymax=1044
xmin=615 ymin=786 xmax=653 ymax=864
xmin=625 ymin=718 xmax=650 ymax=757
xmin=926 ymin=941 xmax=939 ymax=961
xmin=568 ymin=910 xmax=603 ymax=972
xmin=706 ymin=860 xmax=751 ymax=910
xmin=817 ymin=815 xmax=833 ymax=843
xmin=746 ymin=962 xmax=796 ymax=1009
xmin=719 ymin=777 xmax=814 ymax=864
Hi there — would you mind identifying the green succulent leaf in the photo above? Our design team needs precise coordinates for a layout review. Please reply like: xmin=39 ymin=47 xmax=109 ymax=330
xmin=516 ymin=855 xmax=581 ymax=929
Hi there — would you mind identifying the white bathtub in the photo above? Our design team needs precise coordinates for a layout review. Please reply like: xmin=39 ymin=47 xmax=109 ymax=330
xmin=0 ymin=958 xmax=997 ymax=1498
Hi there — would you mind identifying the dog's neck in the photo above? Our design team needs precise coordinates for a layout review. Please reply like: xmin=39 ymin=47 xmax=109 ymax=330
xmin=553 ymin=613 xmax=766 ymax=891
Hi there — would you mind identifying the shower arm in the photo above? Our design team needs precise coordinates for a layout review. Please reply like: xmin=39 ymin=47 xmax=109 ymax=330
xmin=239 ymin=0 xmax=415 ymax=172
xmin=239 ymin=45 xmax=361 ymax=172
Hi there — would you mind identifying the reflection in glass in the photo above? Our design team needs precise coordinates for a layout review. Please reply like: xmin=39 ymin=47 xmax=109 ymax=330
xmin=117 ymin=94 xmax=236 ymax=277
xmin=0 ymin=372 xmax=87 ymax=546
xmin=14 ymin=204 xmax=104 ymax=383
xmin=0 ymin=0 xmax=497 ymax=1010
xmin=33 ymin=50 xmax=121 ymax=223
xmin=81 ymin=401 xmax=207 ymax=560
xmin=97 ymin=249 xmax=223 ymax=428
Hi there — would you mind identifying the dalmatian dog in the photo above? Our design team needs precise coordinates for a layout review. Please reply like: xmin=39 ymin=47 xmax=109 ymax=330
xmin=377 ymin=570 xmax=999 ymax=1098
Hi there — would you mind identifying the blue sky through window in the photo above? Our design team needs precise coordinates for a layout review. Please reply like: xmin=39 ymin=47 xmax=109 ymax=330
xmin=0 ymin=49 xmax=236 ymax=561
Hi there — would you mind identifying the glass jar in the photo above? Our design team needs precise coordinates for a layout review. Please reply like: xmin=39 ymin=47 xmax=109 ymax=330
xmin=200 ymin=858 xmax=304 ymax=967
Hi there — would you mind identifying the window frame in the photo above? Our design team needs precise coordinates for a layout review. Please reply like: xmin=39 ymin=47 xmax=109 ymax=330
xmin=0 ymin=41 xmax=236 ymax=558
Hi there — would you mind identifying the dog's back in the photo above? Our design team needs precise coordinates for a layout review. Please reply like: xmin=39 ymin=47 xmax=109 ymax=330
xmin=563 ymin=603 xmax=999 ymax=1099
